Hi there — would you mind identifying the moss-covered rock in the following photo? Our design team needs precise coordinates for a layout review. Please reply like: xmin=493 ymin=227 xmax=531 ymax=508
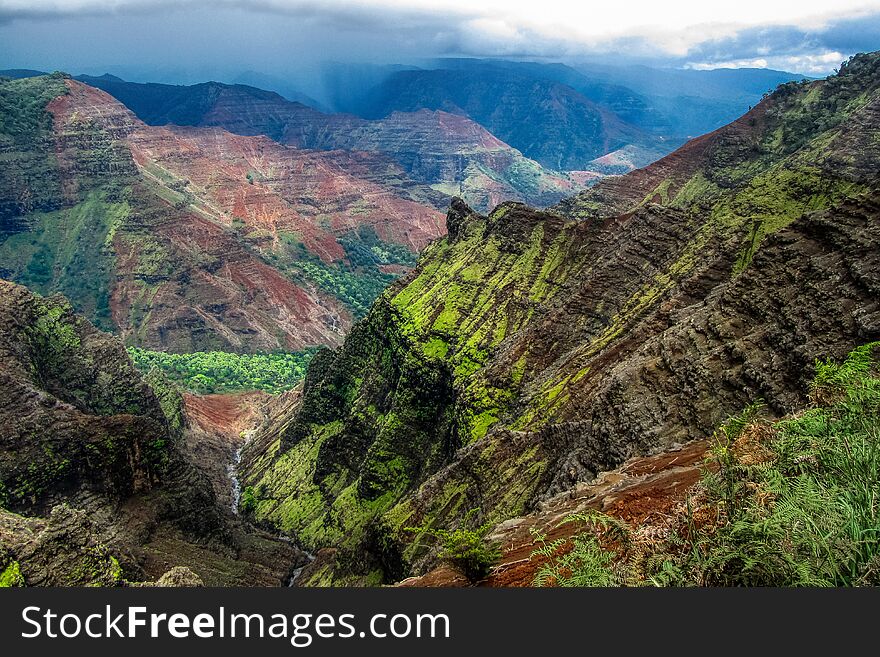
xmin=241 ymin=53 xmax=880 ymax=585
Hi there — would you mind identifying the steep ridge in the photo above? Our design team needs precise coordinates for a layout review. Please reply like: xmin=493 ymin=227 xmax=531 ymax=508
xmin=238 ymin=53 xmax=880 ymax=585
xmin=0 ymin=280 xmax=306 ymax=585
xmin=353 ymin=65 xmax=663 ymax=171
xmin=0 ymin=75 xmax=448 ymax=351
xmin=336 ymin=59 xmax=803 ymax=173
xmin=402 ymin=342 xmax=880 ymax=587
xmin=558 ymin=56 xmax=880 ymax=225
xmin=79 ymin=76 xmax=591 ymax=212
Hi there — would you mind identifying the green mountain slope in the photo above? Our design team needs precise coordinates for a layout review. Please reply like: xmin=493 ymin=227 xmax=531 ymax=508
xmin=0 ymin=74 xmax=127 ymax=330
xmin=239 ymin=53 xmax=880 ymax=585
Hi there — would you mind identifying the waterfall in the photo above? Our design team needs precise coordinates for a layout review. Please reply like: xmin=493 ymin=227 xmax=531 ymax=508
xmin=227 ymin=430 xmax=314 ymax=585
xmin=227 ymin=429 xmax=254 ymax=514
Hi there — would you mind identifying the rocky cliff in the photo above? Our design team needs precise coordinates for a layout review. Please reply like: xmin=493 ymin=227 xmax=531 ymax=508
xmin=239 ymin=53 xmax=880 ymax=585
xmin=0 ymin=280 xmax=305 ymax=585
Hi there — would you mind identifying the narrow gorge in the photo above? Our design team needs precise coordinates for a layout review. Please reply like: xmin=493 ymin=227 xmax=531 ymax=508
xmin=1 ymin=50 xmax=878 ymax=589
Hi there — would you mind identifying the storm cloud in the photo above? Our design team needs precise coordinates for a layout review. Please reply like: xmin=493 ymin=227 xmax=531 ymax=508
xmin=1 ymin=0 xmax=879 ymax=92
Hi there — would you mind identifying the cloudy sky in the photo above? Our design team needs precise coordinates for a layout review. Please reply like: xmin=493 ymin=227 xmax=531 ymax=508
xmin=1 ymin=0 xmax=879 ymax=85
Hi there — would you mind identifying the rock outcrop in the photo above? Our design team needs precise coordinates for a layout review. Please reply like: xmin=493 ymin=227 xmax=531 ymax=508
xmin=0 ymin=281 xmax=307 ymax=585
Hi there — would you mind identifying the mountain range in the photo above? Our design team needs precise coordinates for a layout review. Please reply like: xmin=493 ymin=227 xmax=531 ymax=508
xmin=73 ymin=74 xmax=591 ymax=211
xmin=0 ymin=60 xmax=802 ymax=355
xmin=0 ymin=53 xmax=876 ymax=588
xmin=235 ymin=52 xmax=880 ymax=585
xmin=0 ymin=74 xmax=451 ymax=352
xmin=331 ymin=58 xmax=806 ymax=168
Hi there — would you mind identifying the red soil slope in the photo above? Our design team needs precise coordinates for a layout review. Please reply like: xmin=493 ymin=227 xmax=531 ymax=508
xmin=45 ymin=81 xmax=448 ymax=351
xmin=397 ymin=440 xmax=709 ymax=587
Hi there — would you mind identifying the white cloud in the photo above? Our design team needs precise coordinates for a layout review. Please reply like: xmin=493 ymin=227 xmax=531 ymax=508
xmin=5 ymin=0 xmax=880 ymax=47
xmin=686 ymin=51 xmax=849 ymax=74
xmin=688 ymin=58 xmax=771 ymax=70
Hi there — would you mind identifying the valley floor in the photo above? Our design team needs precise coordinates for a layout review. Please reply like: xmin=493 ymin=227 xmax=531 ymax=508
xmin=182 ymin=391 xmax=270 ymax=511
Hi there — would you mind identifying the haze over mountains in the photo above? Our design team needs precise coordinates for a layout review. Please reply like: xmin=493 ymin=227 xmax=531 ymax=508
xmin=0 ymin=57 xmax=804 ymax=353
xmin=339 ymin=59 xmax=806 ymax=168
xmin=73 ymin=59 xmax=807 ymax=173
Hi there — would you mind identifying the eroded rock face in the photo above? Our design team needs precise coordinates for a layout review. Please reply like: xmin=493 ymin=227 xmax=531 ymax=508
xmin=240 ymin=53 xmax=880 ymax=585
xmin=0 ymin=281 xmax=307 ymax=586
xmin=0 ymin=280 xmax=171 ymax=512
xmin=0 ymin=76 xmax=450 ymax=352
xmin=81 ymin=76 xmax=593 ymax=213
xmin=0 ymin=505 xmax=126 ymax=587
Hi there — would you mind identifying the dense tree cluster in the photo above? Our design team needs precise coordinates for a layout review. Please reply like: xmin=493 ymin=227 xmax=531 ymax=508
xmin=127 ymin=347 xmax=316 ymax=394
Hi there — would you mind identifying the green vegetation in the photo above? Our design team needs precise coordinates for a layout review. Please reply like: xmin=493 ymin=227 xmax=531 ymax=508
xmin=519 ymin=55 xmax=880 ymax=428
xmin=239 ymin=486 xmax=259 ymax=515
xmin=273 ymin=226 xmax=416 ymax=318
xmin=143 ymin=368 xmax=187 ymax=439
xmin=0 ymin=74 xmax=67 ymax=229
xmin=0 ymin=190 xmax=127 ymax=331
xmin=0 ymin=560 xmax=24 ymax=587
xmin=409 ymin=509 xmax=501 ymax=582
xmin=0 ymin=73 xmax=67 ymax=140
xmin=533 ymin=343 xmax=880 ymax=587
xmin=293 ymin=259 xmax=396 ymax=318
xmin=239 ymin=303 xmax=464 ymax=572
xmin=531 ymin=511 xmax=627 ymax=587
xmin=239 ymin=204 xmax=627 ymax=583
xmin=338 ymin=225 xmax=417 ymax=270
xmin=0 ymin=74 xmax=137 ymax=331
xmin=128 ymin=347 xmax=316 ymax=394
xmin=201 ymin=54 xmax=880 ymax=587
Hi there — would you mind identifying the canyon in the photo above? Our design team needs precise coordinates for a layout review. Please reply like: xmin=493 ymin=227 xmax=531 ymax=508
xmin=0 ymin=75 xmax=447 ymax=352
xmin=236 ymin=53 xmax=880 ymax=584
xmin=0 ymin=280 xmax=308 ymax=585
xmin=0 ymin=53 xmax=878 ymax=587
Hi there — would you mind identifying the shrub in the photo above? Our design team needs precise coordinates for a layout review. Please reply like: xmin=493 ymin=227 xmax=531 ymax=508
xmin=531 ymin=342 xmax=880 ymax=587
xmin=239 ymin=486 xmax=258 ymax=514
xmin=410 ymin=509 xmax=501 ymax=582
xmin=0 ymin=561 xmax=24 ymax=587
xmin=531 ymin=511 xmax=630 ymax=587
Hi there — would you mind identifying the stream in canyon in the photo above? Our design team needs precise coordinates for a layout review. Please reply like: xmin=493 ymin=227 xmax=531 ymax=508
xmin=227 ymin=433 xmax=250 ymax=515
xmin=224 ymin=424 xmax=315 ymax=583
